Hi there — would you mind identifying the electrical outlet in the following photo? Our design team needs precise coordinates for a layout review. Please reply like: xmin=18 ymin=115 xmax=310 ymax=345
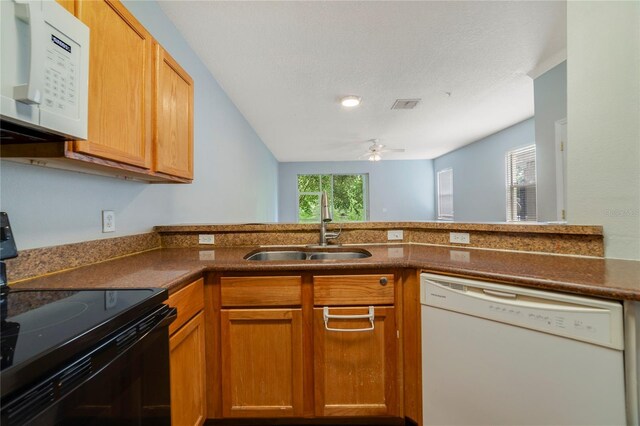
xmin=198 ymin=234 xmax=215 ymax=245
xmin=387 ymin=230 xmax=404 ymax=240
xmin=450 ymin=232 xmax=470 ymax=244
xmin=102 ymin=210 xmax=115 ymax=233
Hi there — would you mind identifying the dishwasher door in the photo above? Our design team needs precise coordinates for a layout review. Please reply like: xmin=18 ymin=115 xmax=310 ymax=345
xmin=420 ymin=273 xmax=627 ymax=426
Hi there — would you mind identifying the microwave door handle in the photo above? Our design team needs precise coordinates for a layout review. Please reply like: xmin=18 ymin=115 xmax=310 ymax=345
xmin=13 ymin=0 xmax=45 ymax=105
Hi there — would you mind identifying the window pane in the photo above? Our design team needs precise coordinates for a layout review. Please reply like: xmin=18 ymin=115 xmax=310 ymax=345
xmin=298 ymin=194 xmax=320 ymax=222
xmin=297 ymin=173 xmax=368 ymax=222
xmin=333 ymin=175 xmax=365 ymax=221
xmin=320 ymin=174 xmax=333 ymax=206
xmin=506 ymin=145 xmax=537 ymax=222
xmin=320 ymin=175 xmax=332 ymax=192
xmin=437 ymin=169 xmax=454 ymax=220
xmin=298 ymin=175 xmax=320 ymax=193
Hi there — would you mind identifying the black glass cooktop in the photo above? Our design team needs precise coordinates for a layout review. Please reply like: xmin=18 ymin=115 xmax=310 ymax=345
xmin=0 ymin=288 xmax=167 ymax=399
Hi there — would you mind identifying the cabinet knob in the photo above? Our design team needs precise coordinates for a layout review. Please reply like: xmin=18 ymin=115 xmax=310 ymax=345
xmin=379 ymin=277 xmax=388 ymax=286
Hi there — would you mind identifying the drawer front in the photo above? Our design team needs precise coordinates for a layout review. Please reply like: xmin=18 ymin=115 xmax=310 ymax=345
xmin=168 ymin=278 xmax=204 ymax=335
xmin=313 ymin=274 xmax=394 ymax=306
xmin=221 ymin=276 xmax=302 ymax=307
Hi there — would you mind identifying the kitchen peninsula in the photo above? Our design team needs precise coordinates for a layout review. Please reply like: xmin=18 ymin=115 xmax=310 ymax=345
xmin=6 ymin=222 xmax=640 ymax=425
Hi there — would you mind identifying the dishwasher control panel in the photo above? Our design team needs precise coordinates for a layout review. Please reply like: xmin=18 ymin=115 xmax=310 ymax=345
xmin=421 ymin=273 xmax=624 ymax=350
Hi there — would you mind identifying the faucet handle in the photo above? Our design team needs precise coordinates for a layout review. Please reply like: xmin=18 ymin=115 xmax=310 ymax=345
xmin=325 ymin=224 xmax=342 ymax=240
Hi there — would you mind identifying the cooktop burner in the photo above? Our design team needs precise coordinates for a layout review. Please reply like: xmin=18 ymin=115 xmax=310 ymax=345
xmin=0 ymin=287 xmax=167 ymax=399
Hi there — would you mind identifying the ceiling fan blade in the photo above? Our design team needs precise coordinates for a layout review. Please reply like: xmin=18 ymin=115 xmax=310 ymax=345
xmin=379 ymin=148 xmax=405 ymax=153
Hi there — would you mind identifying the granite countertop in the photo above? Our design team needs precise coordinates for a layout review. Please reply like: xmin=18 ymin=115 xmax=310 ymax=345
xmin=10 ymin=244 xmax=640 ymax=301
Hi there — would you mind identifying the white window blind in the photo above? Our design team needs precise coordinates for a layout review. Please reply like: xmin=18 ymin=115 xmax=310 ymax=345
xmin=437 ymin=168 xmax=454 ymax=220
xmin=506 ymin=145 xmax=537 ymax=222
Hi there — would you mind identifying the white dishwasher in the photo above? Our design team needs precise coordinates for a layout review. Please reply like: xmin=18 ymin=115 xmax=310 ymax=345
xmin=420 ymin=273 xmax=631 ymax=426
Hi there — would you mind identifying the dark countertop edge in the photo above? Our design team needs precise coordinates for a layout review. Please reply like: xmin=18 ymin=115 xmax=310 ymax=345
xmin=154 ymin=222 xmax=604 ymax=236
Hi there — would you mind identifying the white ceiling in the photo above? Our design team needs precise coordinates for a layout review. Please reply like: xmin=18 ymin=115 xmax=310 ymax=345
xmin=159 ymin=1 xmax=566 ymax=162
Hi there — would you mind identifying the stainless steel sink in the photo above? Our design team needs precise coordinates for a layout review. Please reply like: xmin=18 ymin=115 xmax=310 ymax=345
xmin=244 ymin=251 xmax=308 ymax=261
xmin=307 ymin=251 xmax=371 ymax=260
xmin=244 ymin=248 xmax=371 ymax=261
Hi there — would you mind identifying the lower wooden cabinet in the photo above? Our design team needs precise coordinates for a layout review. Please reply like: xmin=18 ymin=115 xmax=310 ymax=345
xmin=210 ymin=272 xmax=401 ymax=422
xmin=170 ymin=311 xmax=206 ymax=426
xmin=220 ymin=308 xmax=304 ymax=417
xmin=168 ymin=279 xmax=206 ymax=426
xmin=314 ymin=306 xmax=398 ymax=417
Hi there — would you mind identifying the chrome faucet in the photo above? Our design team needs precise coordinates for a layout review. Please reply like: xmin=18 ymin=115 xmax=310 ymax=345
xmin=319 ymin=191 xmax=340 ymax=246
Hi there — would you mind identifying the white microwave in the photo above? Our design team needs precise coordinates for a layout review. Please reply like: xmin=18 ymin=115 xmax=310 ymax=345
xmin=1 ymin=0 xmax=89 ymax=141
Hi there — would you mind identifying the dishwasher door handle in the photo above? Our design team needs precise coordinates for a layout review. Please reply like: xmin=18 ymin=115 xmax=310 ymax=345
xmin=482 ymin=289 xmax=517 ymax=299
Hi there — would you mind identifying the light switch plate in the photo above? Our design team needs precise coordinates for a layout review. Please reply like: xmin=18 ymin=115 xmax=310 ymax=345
xmin=102 ymin=210 xmax=115 ymax=233
xmin=198 ymin=234 xmax=215 ymax=245
xmin=387 ymin=230 xmax=404 ymax=240
xmin=450 ymin=232 xmax=470 ymax=244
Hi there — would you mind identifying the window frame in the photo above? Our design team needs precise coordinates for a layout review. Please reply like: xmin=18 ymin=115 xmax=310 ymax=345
xmin=505 ymin=144 xmax=538 ymax=222
xmin=436 ymin=168 xmax=454 ymax=221
xmin=296 ymin=173 xmax=369 ymax=223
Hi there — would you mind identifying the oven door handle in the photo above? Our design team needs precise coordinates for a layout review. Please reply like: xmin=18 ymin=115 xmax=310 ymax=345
xmin=157 ymin=306 xmax=177 ymax=328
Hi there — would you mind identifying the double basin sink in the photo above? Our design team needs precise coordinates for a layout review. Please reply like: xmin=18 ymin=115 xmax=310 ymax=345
xmin=245 ymin=247 xmax=372 ymax=261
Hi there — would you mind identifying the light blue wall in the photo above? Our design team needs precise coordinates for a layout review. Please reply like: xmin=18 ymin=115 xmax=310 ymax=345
xmin=534 ymin=61 xmax=567 ymax=222
xmin=0 ymin=0 xmax=278 ymax=250
xmin=278 ymin=160 xmax=435 ymax=222
xmin=432 ymin=118 xmax=535 ymax=222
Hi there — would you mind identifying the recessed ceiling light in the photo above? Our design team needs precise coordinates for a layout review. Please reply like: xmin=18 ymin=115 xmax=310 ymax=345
xmin=340 ymin=95 xmax=361 ymax=107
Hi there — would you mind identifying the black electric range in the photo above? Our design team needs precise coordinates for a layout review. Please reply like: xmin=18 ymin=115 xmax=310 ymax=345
xmin=0 ymin=287 xmax=168 ymax=399
xmin=0 ymin=213 xmax=175 ymax=425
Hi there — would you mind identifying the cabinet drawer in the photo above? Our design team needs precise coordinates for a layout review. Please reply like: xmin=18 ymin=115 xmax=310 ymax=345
xmin=313 ymin=274 xmax=394 ymax=306
xmin=168 ymin=278 xmax=204 ymax=335
xmin=221 ymin=276 xmax=302 ymax=307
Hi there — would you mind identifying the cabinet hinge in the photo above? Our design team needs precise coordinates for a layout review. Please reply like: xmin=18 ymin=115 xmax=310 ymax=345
xmin=562 ymin=209 xmax=566 ymax=220
xmin=560 ymin=141 xmax=564 ymax=152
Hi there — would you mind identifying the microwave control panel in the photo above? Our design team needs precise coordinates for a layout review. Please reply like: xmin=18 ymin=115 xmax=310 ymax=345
xmin=41 ymin=24 xmax=81 ymax=119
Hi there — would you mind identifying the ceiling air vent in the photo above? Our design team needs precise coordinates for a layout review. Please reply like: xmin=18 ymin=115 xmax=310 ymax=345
xmin=391 ymin=99 xmax=421 ymax=110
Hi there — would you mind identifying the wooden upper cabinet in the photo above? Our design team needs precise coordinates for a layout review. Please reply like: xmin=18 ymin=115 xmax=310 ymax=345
xmin=154 ymin=44 xmax=194 ymax=180
xmin=73 ymin=0 xmax=152 ymax=169
xmin=55 ymin=0 xmax=74 ymax=14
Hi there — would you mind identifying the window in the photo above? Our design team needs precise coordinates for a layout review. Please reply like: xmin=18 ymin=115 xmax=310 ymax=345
xmin=506 ymin=145 xmax=537 ymax=222
xmin=436 ymin=168 xmax=454 ymax=220
xmin=297 ymin=174 xmax=368 ymax=222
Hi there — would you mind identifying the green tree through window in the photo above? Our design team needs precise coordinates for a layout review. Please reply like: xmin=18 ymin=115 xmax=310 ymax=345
xmin=297 ymin=174 xmax=368 ymax=222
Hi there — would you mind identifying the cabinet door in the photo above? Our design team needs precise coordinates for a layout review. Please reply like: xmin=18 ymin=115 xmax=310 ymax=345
xmin=154 ymin=44 xmax=193 ymax=179
xmin=221 ymin=309 xmax=303 ymax=417
xmin=314 ymin=306 xmax=398 ymax=417
xmin=55 ymin=0 xmax=74 ymax=14
xmin=74 ymin=0 xmax=152 ymax=169
xmin=170 ymin=311 xmax=206 ymax=426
